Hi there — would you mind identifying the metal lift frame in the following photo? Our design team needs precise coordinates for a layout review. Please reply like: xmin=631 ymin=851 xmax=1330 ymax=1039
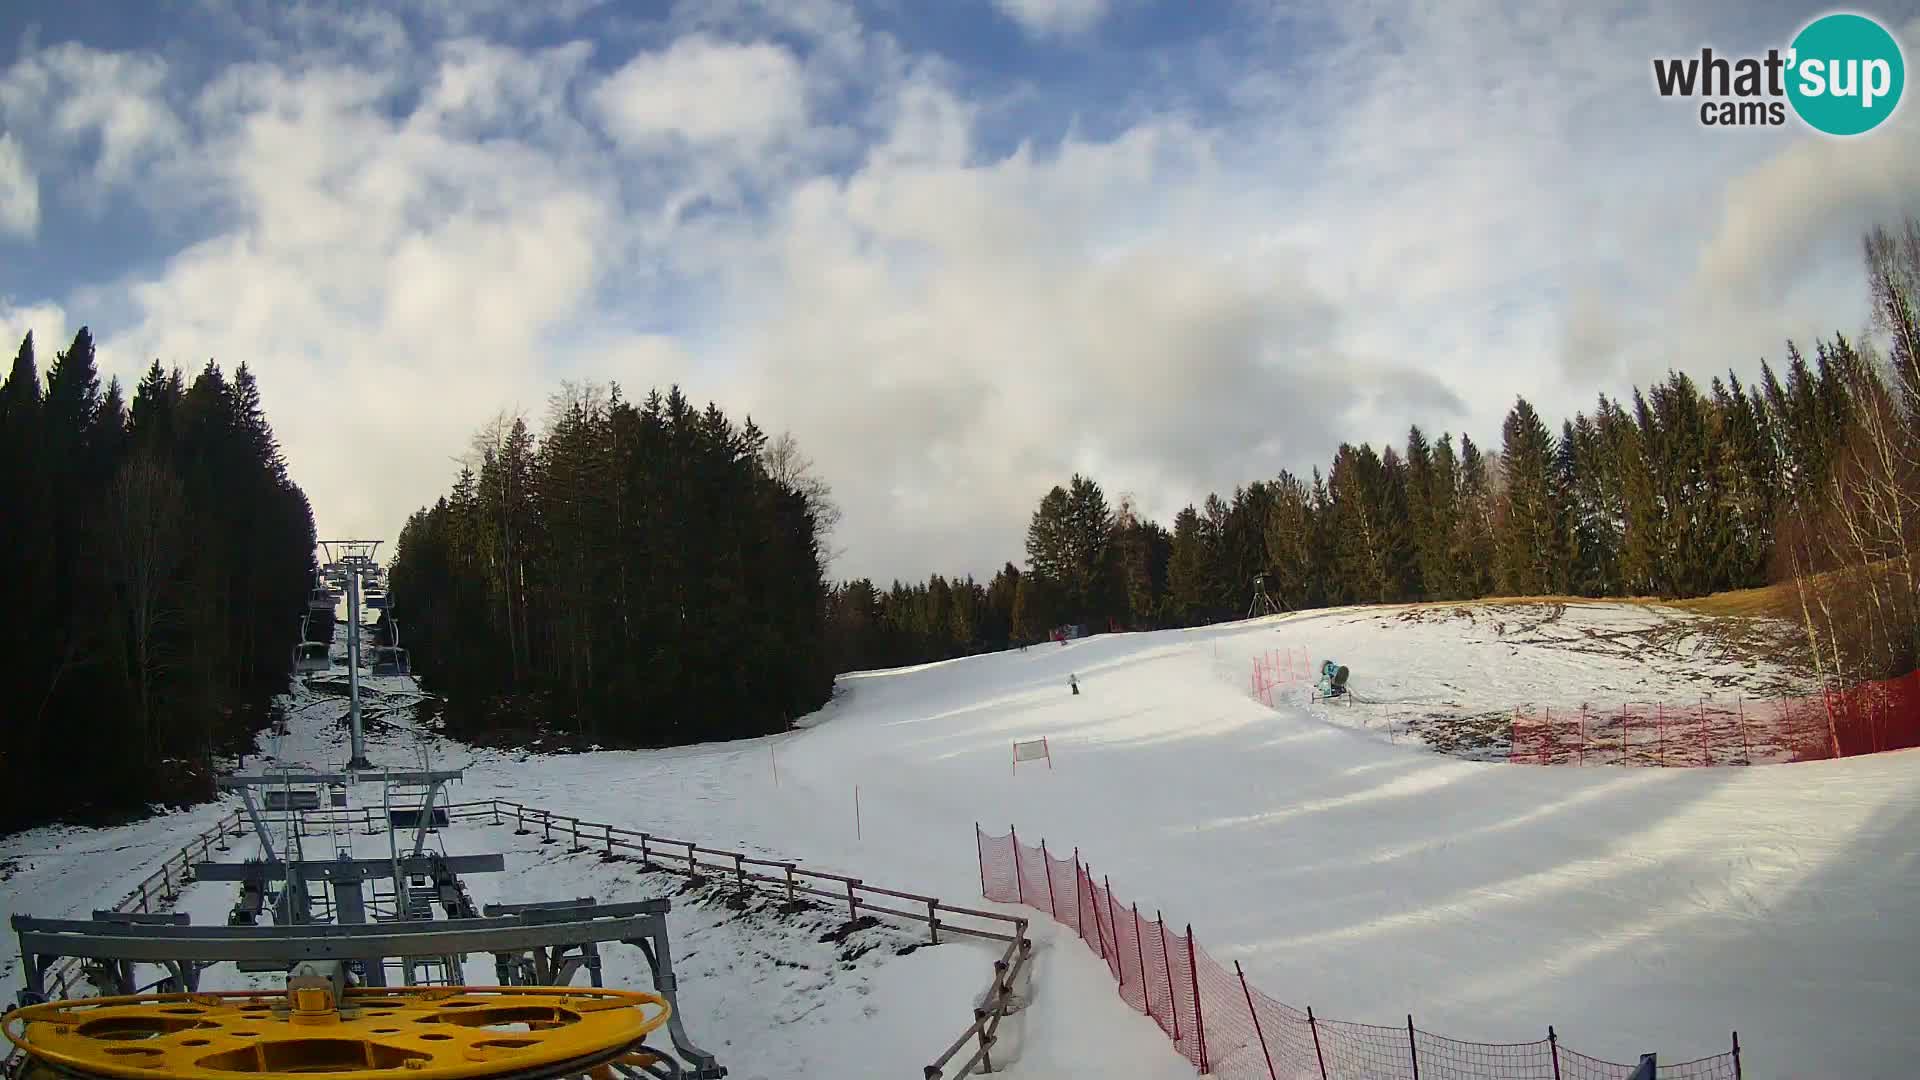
xmin=11 ymin=900 xmax=724 ymax=1078
xmin=219 ymin=771 xmax=464 ymax=863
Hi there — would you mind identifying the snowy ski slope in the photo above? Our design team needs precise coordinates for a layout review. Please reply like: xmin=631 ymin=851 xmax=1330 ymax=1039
xmin=3 ymin=600 xmax=1916 ymax=1079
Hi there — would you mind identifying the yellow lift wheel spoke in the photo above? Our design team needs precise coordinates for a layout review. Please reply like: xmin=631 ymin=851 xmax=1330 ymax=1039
xmin=4 ymin=986 xmax=670 ymax=1080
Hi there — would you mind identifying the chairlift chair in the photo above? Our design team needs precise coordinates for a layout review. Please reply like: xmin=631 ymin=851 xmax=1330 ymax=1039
xmin=293 ymin=641 xmax=330 ymax=674
xmin=365 ymin=589 xmax=390 ymax=611
xmin=307 ymin=587 xmax=337 ymax=612
xmin=370 ymin=646 xmax=410 ymax=676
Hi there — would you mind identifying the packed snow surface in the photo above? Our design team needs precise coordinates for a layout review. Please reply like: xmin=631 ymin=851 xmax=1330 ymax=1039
xmin=3 ymin=600 xmax=1915 ymax=1080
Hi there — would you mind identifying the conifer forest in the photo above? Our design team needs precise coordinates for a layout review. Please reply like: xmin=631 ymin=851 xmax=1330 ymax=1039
xmin=0 ymin=332 xmax=317 ymax=830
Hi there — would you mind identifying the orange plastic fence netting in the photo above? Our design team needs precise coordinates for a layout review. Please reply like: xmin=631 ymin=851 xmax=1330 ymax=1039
xmin=976 ymin=827 xmax=1743 ymax=1079
xmin=1510 ymin=670 xmax=1920 ymax=767
xmin=1251 ymin=647 xmax=1312 ymax=708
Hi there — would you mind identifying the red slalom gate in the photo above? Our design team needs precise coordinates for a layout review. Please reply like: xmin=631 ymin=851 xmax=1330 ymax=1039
xmin=976 ymin=825 xmax=1743 ymax=1079
xmin=1509 ymin=669 xmax=1920 ymax=768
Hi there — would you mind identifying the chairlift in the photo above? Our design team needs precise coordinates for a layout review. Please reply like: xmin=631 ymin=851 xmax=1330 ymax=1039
xmin=293 ymin=641 xmax=330 ymax=674
xmin=365 ymin=589 xmax=390 ymax=611
xmin=370 ymin=646 xmax=410 ymax=676
xmin=307 ymin=587 xmax=337 ymax=612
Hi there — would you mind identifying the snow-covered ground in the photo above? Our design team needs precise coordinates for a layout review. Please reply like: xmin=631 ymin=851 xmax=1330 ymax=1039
xmin=4 ymin=599 xmax=1916 ymax=1080
xmin=1250 ymin=600 xmax=1815 ymax=757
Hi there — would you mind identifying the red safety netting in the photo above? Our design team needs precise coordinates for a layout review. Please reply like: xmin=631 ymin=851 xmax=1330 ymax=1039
xmin=978 ymin=826 xmax=1744 ymax=1079
xmin=1252 ymin=646 xmax=1312 ymax=708
xmin=1511 ymin=669 xmax=1920 ymax=767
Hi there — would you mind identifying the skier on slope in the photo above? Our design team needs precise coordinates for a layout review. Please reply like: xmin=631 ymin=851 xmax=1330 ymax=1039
xmin=1070 ymin=673 xmax=1079 ymax=695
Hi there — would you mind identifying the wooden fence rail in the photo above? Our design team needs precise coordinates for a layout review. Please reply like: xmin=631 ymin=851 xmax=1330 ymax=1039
xmin=18 ymin=796 xmax=1033 ymax=1078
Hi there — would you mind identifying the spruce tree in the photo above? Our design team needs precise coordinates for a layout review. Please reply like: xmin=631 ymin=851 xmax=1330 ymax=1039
xmin=1493 ymin=397 xmax=1568 ymax=595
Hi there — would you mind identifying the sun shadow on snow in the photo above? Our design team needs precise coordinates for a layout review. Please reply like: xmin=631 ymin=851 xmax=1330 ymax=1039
xmin=990 ymin=707 xmax=1757 ymax=1038
xmin=1412 ymin=756 xmax=1920 ymax=1076
xmin=1173 ymin=754 xmax=1920 ymax=1075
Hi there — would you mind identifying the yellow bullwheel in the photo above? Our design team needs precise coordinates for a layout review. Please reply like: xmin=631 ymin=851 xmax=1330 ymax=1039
xmin=3 ymin=986 xmax=679 ymax=1080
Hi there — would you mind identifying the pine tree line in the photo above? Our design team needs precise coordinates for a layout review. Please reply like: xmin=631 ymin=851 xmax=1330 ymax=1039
xmin=843 ymin=355 xmax=1866 ymax=659
xmin=832 ymin=217 xmax=1920 ymax=687
xmin=388 ymin=382 xmax=836 ymax=746
xmin=0 ymin=329 xmax=318 ymax=832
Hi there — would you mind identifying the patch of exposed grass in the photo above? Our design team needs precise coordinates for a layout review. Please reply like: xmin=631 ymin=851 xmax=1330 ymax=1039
xmin=1668 ymin=581 xmax=1800 ymax=620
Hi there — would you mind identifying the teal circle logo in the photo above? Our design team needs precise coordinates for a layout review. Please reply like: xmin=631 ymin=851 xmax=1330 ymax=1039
xmin=1787 ymin=13 xmax=1905 ymax=135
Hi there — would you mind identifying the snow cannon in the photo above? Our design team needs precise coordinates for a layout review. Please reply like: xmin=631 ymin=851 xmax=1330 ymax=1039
xmin=1317 ymin=660 xmax=1350 ymax=700
xmin=1 ymin=984 xmax=686 ymax=1080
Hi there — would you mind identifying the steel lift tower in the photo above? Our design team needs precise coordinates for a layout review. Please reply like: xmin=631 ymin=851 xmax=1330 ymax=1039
xmin=320 ymin=539 xmax=382 ymax=769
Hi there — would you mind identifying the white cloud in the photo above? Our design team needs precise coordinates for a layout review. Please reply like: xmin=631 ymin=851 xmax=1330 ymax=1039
xmin=0 ymin=134 xmax=37 ymax=238
xmin=591 ymin=34 xmax=809 ymax=151
xmin=0 ymin=300 xmax=69 ymax=369
xmin=706 ymin=108 xmax=1454 ymax=574
xmin=11 ymin=0 xmax=1920 ymax=584
xmin=993 ymin=0 xmax=1113 ymax=38
xmin=0 ymin=44 xmax=184 ymax=196
xmin=87 ymin=45 xmax=628 ymax=560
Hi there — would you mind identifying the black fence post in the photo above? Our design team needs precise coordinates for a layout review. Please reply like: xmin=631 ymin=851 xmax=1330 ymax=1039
xmin=1307 ymin=1007 xmax=1327 ymax=1080
xmin=1407 ymin=1015 xmax=1420 ymax=1079
xmin=1234 ymin=961 xmax=1276 ymax=1080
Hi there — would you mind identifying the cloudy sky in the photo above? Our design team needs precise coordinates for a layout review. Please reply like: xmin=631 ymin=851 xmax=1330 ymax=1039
xmin=3 ymin=0 xmax=1918 ymax=585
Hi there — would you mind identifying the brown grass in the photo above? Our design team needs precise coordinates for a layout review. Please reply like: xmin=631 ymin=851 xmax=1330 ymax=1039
xmin=1388 ymin=584 xmax=1805 ymax=634
xmin=1667 ymin=582 xmax=1800 ymax=620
